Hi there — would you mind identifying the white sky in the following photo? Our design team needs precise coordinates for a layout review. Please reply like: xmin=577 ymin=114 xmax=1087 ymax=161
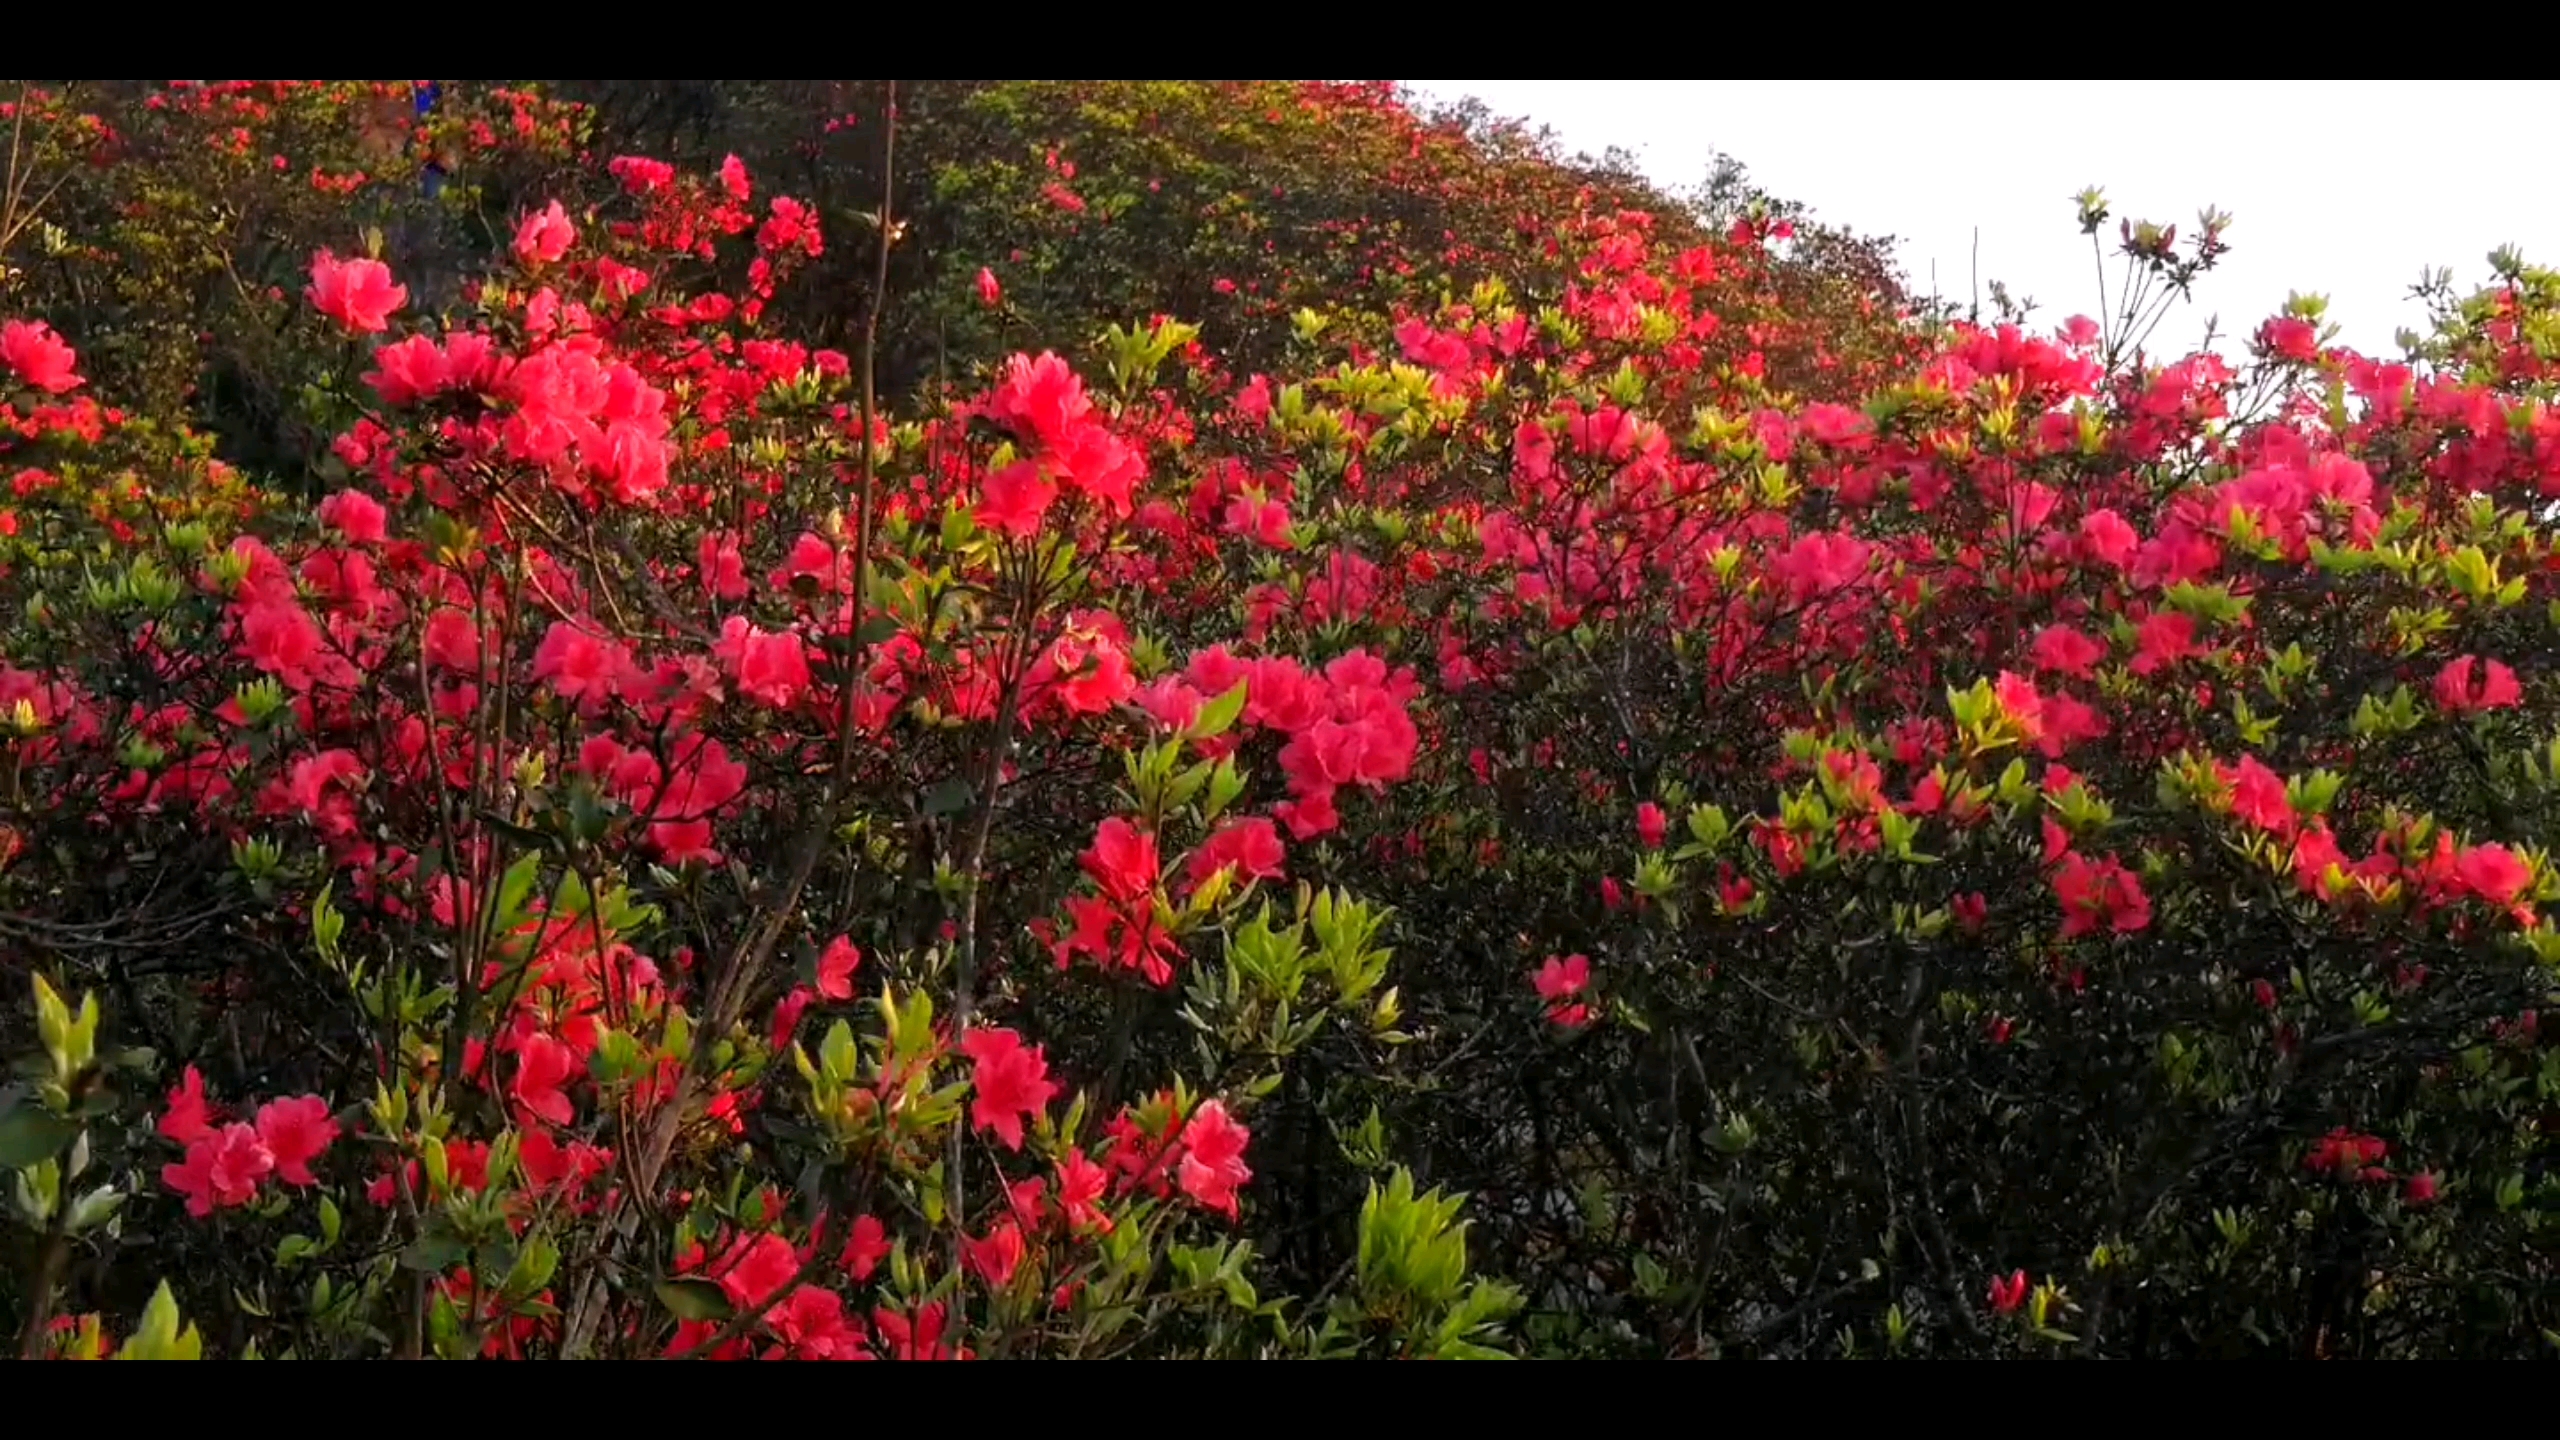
xmin=1408 ymin=81 xmax=2559 ymax=363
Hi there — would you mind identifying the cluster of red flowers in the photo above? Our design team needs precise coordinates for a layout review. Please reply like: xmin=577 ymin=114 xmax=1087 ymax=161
xmin=1533 ymin=954 xmax=1593 ymax=1029
xmin=1 ymin=319 xmax=83 ymax=394
xmin=155 ymin=1068 xmax=338 ymax=1218
xmin=972 ymin=351 xmax=1146 ymax=535
xmin=2304 ymin=1127 xmax=2391 ymax=1184
xmin=1042 ymin=643 xmax=1420 ymax=988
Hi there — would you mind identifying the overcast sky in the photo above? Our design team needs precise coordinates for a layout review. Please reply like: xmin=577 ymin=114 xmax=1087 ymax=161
xmin=1406 ymin=81 xmax=2558 ymax=363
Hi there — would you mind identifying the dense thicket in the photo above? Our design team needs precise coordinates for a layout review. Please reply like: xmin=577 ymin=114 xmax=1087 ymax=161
xmin=1 ymin=80 xmax=2555 ymax=1360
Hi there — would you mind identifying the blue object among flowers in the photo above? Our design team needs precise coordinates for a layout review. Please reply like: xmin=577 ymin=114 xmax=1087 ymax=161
xmin=416 ymin=82 xmax=445 ymax=198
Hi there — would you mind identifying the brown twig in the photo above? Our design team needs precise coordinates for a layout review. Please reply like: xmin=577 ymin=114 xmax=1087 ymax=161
xmin=13 ymin=1212 xmax=72 ymax=1359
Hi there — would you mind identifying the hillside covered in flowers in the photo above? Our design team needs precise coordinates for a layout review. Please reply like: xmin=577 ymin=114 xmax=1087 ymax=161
xmin=1 ymin=79 xmax=2556 ymax=1360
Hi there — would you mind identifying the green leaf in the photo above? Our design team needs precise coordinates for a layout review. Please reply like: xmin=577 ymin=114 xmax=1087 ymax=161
xmin=492 ymin=850 xmax=544 ymax=929
xmin=399 ymin=1233 xmax=467 ymax=1274
xmin=65 ymin=1185 xmax=123 ymax=1232
xmin=115 ymin=1281 xmax=203 ymax=1360
xmin=311 ymin=880 xmax=344 ymax=962
xmin=0 ymin=1101 xmax=79 ymax=1169
xmin=922 ymin=778 xmax=975 ymax=819
xmin=477 ymin=811 xmax=557 ymax=854
xmin=1631 ymin=1252 xmax=1667 ymax=1297
xmin=504 ymin=1236 xmax=561 ymax=1298
xmin=654 ymin=1277 xmax=735 ymax=1323
xmin=567 ymin=783 xmax=609 ymax=845
xmin=1187 ymin=681 xmax=1250 ymax=742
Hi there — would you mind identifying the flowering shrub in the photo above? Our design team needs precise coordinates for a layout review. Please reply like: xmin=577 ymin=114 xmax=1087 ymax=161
xmin=0 ymin=80 xmax=585 ymax=479
xmin=4 ymin=81 xmax=2559 ymax=1360
xmin=535 ymin=81 xmax=1926 ymax=411
xmin=0 ymin=116 xmax=1498 ymax=1361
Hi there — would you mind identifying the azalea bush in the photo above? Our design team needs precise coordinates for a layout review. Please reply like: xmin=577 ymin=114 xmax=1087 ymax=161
xmin=4 ymin=80 xmax=2559 ymax=1360
xmin=0 ymin=80 xmax=587 ymax=481
xmin=0 ymin=124 xmax=1506 ymax=1361
xmin=524 ymin=81 xmax=1927 ymax=410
